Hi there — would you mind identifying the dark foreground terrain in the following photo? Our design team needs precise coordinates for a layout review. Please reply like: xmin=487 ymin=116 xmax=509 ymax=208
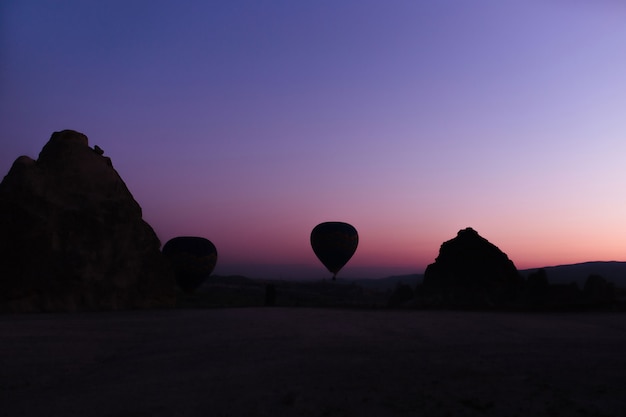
xmin=2 ymin=308 xmax=625 ymax=417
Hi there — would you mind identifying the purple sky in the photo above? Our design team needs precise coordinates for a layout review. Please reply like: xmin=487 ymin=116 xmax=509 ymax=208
xmin=2 ymin=1 xmax=626 ymax=279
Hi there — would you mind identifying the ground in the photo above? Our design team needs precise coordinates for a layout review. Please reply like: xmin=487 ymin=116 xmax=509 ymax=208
xmin=2 ymin=308 xmax=625 ymax=416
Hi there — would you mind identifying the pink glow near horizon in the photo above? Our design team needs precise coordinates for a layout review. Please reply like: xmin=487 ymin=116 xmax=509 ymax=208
xmin=2 ymin=2 xmax=626 ymax=278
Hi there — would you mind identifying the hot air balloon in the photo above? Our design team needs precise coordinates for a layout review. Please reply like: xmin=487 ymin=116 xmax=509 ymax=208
xmin=310 ymin=222 xmax=358 ymax=280
xmin=162 ymin=236 xmax=217 ymax=293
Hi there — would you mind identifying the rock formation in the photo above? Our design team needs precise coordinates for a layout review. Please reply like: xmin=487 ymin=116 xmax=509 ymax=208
xmin=0 ymin=130 xmax=176 ymax=312
xmin=422 ymin=227 xmax=522 ymax=307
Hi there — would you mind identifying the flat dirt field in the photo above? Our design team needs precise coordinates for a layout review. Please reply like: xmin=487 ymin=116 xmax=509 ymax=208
xmin=2 ymin=308 xmax=626 ymax=417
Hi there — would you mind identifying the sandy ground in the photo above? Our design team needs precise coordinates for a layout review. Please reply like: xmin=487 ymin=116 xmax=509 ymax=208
xmin=2 ymin=308 xmax=626 ymax=417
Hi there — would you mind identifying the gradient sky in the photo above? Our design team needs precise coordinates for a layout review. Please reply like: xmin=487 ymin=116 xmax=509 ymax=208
xmin=2 ymin=1 xmax=626 ymax=279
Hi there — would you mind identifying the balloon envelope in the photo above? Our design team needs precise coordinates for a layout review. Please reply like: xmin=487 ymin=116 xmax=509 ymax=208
xmin=310 ymin=222 xmax=358 ymax=279
xmin=162 ymin=236 xmax=217 ymax=293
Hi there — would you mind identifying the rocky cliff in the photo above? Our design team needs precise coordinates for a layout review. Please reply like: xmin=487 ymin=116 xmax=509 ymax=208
xmin=0 ymin=130 xmax=175 ymax=312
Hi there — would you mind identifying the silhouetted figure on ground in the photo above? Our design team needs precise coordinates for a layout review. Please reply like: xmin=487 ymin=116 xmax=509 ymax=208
xmin=265 ymin=284 xmax=276 ymax=306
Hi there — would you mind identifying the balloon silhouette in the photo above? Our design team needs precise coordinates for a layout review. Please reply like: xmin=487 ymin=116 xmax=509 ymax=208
xmin=162 ymin=236 xmax=217 ymax=293
xmin=310 ymin=222 xmax=358 ymax=280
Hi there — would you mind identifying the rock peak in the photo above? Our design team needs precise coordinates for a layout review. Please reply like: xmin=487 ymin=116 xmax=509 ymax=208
xmin=457 ymin=227 xmax=478 ymax=237
xmin=49 ymin=129 xmax=89 ymax=146
xmin=0 ymin=130 xmax=175 ymax=312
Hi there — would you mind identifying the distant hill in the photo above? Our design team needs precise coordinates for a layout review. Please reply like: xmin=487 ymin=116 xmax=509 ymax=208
xmin=212 ymin=261 xmax=626 ymax=291
xmin=184 ymin=262 xmax=626 ymax=310
xmin=520 ymin=261 xmax=626 ymax=287
xmin=349 ymin=261 xmax=626 ymax=290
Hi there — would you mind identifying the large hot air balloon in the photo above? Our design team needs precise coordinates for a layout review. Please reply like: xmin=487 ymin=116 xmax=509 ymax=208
xmin=310 ymin=222 xmax=358 ymax=280
xmin=162 ymin=236 xmax=217 ymax=293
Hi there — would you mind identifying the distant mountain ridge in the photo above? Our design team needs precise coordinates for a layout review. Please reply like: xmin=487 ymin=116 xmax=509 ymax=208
xmin=196 ymin=261 xmax=626 ymax=310
xmin=520 ymin=261 xmax=626 ymax=286
xmin=352 ymin=261 xmax=626 ymax=290
xmin=210 ymin=262 xmax=626 ymax=292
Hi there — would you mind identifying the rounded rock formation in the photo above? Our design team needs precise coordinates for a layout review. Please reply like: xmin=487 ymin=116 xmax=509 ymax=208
xmin=422 ymin=227 xmax=522 ymax=308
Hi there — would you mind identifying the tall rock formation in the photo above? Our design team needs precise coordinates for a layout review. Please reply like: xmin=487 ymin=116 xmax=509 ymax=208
xmin=422 ymin=227 xmax=522 ymax=307
xmin=0 ymin=130 xmax=176 ymax=312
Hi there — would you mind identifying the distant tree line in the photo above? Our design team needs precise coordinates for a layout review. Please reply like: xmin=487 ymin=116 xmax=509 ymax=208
xmin=387 ymin=269 xmax=623 ymax=311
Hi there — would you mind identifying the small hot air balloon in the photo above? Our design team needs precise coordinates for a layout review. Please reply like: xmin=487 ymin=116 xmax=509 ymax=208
xmin=310 ymin=222 xmax=358 ymax=280
xmin=162 ymin=236 xmax=217 ymax=293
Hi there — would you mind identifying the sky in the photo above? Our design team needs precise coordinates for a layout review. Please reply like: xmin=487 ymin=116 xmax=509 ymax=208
xmin=2 ymin=1 xmax=626 ymax=279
